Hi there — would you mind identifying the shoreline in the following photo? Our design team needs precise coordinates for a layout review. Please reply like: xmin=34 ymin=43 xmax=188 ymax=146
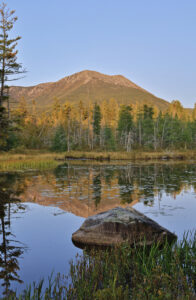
xmin=63 ymin=150 xmax=196 ymax=161
xmin=0 ymin=150 xmax=195 ymax=171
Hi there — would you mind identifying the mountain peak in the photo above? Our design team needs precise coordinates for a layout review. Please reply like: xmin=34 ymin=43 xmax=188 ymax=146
xmin=58 ymin=70 xmax=144 ymax=90
xmin=9 ymin=70 xmax=169 ymax=112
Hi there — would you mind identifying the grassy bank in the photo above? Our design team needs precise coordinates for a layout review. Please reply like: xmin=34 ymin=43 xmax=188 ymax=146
xmin=64 ymin=150 xmax=196 ymax=161
xmin=0 ymin=153 xmax=64 ymax=172
xmin=7 ymin=232 xmax=196 ymax=299
xmin=0 ymin=150 xmax=195 ymax=171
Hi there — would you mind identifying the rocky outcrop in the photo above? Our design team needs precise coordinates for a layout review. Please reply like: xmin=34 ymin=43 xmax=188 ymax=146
xmin=72 ymin=207 xmax=177 ymax=248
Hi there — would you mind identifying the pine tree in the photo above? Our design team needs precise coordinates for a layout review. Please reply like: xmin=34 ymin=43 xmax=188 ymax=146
xmin=0 ymin=3 xmax=24 ymax=107
xmin=142 ymin=105 xmax=154 ymax=149
xmin=51 ymin=125 xmax=67 ymax=152
xmin=0 ymin=3 xmax=24 ymax=149
xmin=93 ymin=103 xmax=102 ymax=146
xmin=0 ymin=106 xmax=8 ymax=149
xmin=117 ymin=105 xmax=133 ymax=135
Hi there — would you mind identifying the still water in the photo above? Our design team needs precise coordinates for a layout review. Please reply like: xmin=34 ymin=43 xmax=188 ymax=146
xmin=0 ymin=161 xmax=196 ymax=295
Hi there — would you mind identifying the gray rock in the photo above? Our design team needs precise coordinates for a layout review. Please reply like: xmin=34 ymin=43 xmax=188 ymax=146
xmin=72 ymin=207 xmax=177 ymax=248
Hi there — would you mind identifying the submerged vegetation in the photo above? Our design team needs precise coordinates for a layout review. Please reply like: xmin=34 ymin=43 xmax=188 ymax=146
xmin=5 ymin=232 xmax=196 ymax=299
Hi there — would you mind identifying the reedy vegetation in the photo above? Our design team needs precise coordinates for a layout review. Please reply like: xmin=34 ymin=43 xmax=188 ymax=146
xmin=5 ymin=232 xmax=196 ymax=299
xmin=0 ymin=153 xmax=63 ymax=171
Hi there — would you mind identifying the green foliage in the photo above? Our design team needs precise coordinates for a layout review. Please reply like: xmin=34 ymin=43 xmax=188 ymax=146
xmin=7 ymin=232 xmax=196 ymax=299
xmin=0 ymin=2 xmax=24 ymax=106
xmin=65 ymin=233 xmax=196 ymax=299
xmin=0 ymin=106 xmax=9 ymax=150
xmin=117 ymin=105 xmax=133 ymax=135
xmin=103 ymin=126 xmax=116 ymax=151
xmin=6 ymin=102 xmax=196 ymax=152
xmin=93 ymin=103 xmax=102 ymax=144
xmin=6 ymin=130 xmax=20 ymax=150
xmin=0 ymin=2 xmax=24 ymax=153
xmin=51 ymin=126 xmax=67 ymax=152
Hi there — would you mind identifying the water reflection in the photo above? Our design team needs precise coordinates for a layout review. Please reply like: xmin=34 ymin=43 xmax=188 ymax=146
xmin=0 ymin=174 xmax=26 ymax=297
xmin=93 ymin=172 xmax=102 ymax=208
xmin=0 ymin=162 xmax=195 ymax=295
xmin=11 ymin=162 xmax=196 ymax=218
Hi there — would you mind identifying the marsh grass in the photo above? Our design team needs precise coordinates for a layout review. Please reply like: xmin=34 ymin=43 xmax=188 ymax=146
xmin=6 ymin=232 xmax=196 ymax=299
xmin=64 ymin=150 xmax=196 ymax=161
xmin=0 ymin=153 xmax=64 ymax=171
xmin=0 ymin=150 xmax=195 ymax=172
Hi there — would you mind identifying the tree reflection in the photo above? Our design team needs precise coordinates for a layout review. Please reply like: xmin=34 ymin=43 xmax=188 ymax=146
xmin=0 ymin=174 xmax=26 ymax=297
xmin=93 ymin=171 xmax=102 ymax=208
xmin=50 ymin=162 xmax=196 ymax=211
xmin=118 ymin=166 xmax=134 ymax=204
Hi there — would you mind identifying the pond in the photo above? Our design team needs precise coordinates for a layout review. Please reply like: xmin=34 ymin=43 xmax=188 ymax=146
xmin=0 ymin=161 xmax=196 ymax=296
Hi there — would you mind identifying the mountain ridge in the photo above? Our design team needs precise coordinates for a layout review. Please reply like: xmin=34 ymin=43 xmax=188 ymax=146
xmin=9 ymin=70 xmax=170 ymax=111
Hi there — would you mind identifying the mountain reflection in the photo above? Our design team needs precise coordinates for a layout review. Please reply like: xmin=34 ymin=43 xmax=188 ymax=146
xmin=13 ymin=162 xmax=196 ymax=218
xmin=0 ymin=174 xmax=26 ymax=297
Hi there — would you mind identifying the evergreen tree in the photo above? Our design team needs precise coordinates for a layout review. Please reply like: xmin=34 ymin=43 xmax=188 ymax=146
xmin=0 ymin=3 xmax=24 ymax=149
xmin=142 ymin=105 xmax=154 ymax=149
xmin=0 ymin=3 xmax=24 ymax=107
xmin=93 ymin=103 xmax=102 ymax=146
xmin=51 ymin=125 xmax=67 ymax=152
xmin=0 ymin=106 xmax=8 ymax=149
xmin=117 ymin=105 xmax=133 ymax=150
xmin=103 ymin=126 xmax=116 ymax=151
xmin=117 ymin=105 xmax=133 ymax=135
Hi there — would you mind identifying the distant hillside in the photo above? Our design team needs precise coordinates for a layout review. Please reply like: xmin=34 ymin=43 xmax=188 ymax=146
xmin=9 ymin=70 xmax=170 ymax=111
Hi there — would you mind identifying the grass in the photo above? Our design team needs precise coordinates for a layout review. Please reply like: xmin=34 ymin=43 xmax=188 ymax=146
xmin=6 ymin=232 xmax=196 ymax=299
xmin=0 ymin=153 xmax=64 ymax=171
xmin=64 ymin=150 xmax=196 ymax=161
xmin=0 ymin=149 xmax=195 ymax=171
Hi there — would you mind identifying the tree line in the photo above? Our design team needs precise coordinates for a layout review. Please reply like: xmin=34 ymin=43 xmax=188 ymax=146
xmin=3 ymin=98 xmax=195 ymax=152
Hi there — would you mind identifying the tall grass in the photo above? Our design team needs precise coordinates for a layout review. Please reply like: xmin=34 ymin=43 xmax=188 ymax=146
xmin=0 ymin=153 xmax=64 ymax=171
xmin=0 ymin=150 xmax=195 ymax=172
xmin=6 ymin=232 xmax=196 ymax=299
xmin=64 ymin=150 xmax=196 ymax=161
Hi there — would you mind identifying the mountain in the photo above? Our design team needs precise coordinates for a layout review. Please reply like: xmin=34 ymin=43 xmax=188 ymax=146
xmin=9 ymin=70 xmax=170 ymax=111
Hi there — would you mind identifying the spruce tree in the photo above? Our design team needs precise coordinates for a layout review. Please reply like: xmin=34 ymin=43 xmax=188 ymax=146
xmin=0 ymin=2 xmax=24 ymax=112
xmin=0 ymin=3 xmax=24 ymax=149
xmin=117 ymin=105 xmax=133 ymax=151
xmin=117 ymin=105 xmax=133 ymax=135
xmin=93 ymin=103 xmax=102 ymax=146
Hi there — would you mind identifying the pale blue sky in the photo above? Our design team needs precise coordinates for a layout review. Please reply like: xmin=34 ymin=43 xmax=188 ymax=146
xmin=5 ymin=0 xmax=196 ymax=108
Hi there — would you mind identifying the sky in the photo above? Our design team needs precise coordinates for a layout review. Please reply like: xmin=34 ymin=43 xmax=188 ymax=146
xmin=4 ymin=0 xmax=196 ymax=108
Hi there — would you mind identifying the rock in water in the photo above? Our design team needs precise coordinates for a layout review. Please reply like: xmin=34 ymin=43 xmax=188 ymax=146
xmin=72 ymin=207 xmax=176 ymax=248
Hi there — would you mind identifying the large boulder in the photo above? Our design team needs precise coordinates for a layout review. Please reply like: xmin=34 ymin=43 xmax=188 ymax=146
xmin=72 ymin=207 xmax=177 ymax=248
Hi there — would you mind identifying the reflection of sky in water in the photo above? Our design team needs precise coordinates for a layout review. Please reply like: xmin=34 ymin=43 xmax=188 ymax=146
xmin=0 ymin=162 xmax=196 ymax=295
xmin=134 ymin=187 xmax=196 ymax=240
xmin=6 ymin=203 xmax=84 ymax=295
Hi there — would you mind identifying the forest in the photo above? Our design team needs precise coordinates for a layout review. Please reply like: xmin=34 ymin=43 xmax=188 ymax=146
xmin=1 ymin=97 xmax=196 ymax=152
